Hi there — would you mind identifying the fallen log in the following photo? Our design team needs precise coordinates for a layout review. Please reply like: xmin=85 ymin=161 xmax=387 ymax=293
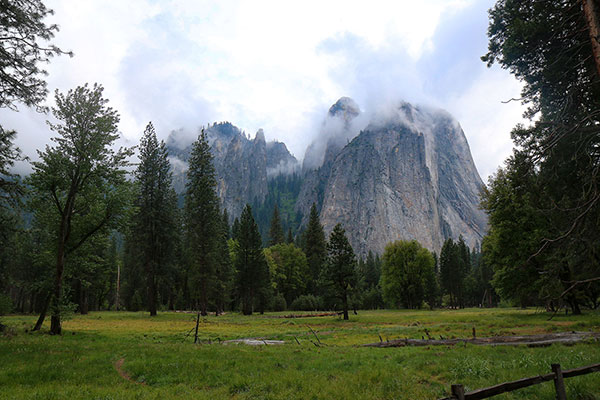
xmin=362 ymin=331 xmax=600 ymax=348
xmin=268 ymin=312 xmax=343 ymax=319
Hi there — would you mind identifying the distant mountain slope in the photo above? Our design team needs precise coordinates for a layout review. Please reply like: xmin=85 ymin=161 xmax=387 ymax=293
xmin=166 ymin=122 xmax=299 ymax=219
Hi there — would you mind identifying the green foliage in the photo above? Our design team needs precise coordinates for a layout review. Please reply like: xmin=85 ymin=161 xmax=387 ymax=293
xmin=184 ymin=129 xmax=222 ymax=315
xmin=0 ymin=0 xmax=72 ymax=110
xmin=439 ymin=237 xmax=470 ymax=308
xmin=0 ymin=293 xmax=12 ymax=315
xmin=323 ymin=224 xmax=357 ymax=320
xmin=129 ymin=122 xmax=179 ymax=316
xmin=268 ymin=205 xmax=285 ymax=246
xmin=482 ymin=0 xmax=600 ymax=313
xmin=0 ymin=127 xmax=24 ymax=211
xmin=289 ymin=294 xmax=322 ymax=311
xmin=251 ymin=173 xmax=303 ymax=245
xmin=214 ymin=209 xmax=233 ymax=314
xmin=27 ymin=83 xmax=132 ymax=334
xmin=303 ymin=203 xmax=327 ymax=295
xmin=264 ymin=243 xmax=309 ymax=306
xmin=234 ymin=204 xmax=270 ymax=315
xmin=269 ymin=293 xmax=287 ymax=312
xmin=355 ymin=251 xmax=384 ymax=309
xmin=481 ymin=154 xmax=550 ymax=308
xmin=380 ymin=240 xmax=435 ymax=309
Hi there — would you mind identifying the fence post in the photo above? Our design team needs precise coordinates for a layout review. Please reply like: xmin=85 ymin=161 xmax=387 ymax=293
xmin=551 ymin=364 xmax=567 ymax=400
xmin=451 ymin=384 xmax=466 ymax=400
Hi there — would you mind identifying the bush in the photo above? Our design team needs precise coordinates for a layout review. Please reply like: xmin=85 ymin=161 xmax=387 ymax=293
xmin=0 ymin=294 xmax=13 ymax=315
xmin=130 ymin=290 xmax=143 ymax=312
xmin=270 ymin=294 xmax=287 ymax=311
xmin=362 ymin=287 xmax=384 ymax=309
xmin=290 ymin=295 xmax=322 ymax=311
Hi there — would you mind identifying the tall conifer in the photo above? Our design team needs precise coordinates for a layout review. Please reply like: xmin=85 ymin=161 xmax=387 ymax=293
xmin=235 ymin=204 xmax=269 ymax=315
xmin=269 ymin=205 xmax=285 ymax=246
xmin=132 ymin=122 xmax=177 ymax=316
xmin=184 ymin=129 xmax=220 ymax=316
xmin=303 ymin=203 xmax=327 ymax=295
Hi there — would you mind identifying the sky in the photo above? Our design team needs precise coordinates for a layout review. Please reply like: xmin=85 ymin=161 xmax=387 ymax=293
xmin=1 ymin=0 xmax=527 ymax=182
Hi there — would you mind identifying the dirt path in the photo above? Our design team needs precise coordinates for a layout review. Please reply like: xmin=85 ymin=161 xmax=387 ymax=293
xmin=362 ymin=331 xmax=600 ymax=348
xmin=114 ymin=358 xmax=146 ymax=385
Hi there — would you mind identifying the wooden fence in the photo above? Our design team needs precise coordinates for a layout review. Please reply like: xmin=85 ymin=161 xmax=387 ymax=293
xmin=439 ymin=362 xmax=600 ymax=400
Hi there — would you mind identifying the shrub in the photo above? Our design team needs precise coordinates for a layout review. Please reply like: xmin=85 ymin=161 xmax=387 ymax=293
xmin=270 ymin=294 xmax=287 ymax=311
xmin=290 ymin=294 xmax=321 ymax=311
xmin=0 ymin=294 xmax=13 ymax=315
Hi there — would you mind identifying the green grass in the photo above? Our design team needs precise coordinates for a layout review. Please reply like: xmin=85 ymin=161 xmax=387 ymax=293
xmin=1 ymin=308 xmax=599 ymax=399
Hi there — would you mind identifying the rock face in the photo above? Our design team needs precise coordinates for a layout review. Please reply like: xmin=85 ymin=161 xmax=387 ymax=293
xmin=296 ymin=98 xmax=487 ymax=255
xmin=266 ymin=139 xmax=300 ymax=177
xmin=166 ymin=122 xmax=299 ymax=219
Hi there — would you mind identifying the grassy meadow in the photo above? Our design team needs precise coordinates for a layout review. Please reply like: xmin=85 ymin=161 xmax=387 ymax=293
xmin=1 ymin=308 xmax=599 ymax=399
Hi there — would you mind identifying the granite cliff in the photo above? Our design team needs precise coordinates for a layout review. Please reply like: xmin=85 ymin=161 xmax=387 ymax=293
xmin=295 ymin=98 xmax=487 ymax=254
xmin=166 ymin=122 xmax=299 ymax=219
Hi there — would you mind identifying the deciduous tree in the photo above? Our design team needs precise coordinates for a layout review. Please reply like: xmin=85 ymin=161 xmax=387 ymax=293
xmin=28 ymin=84 xmax=131 ymax=334
xmin=380 ymin=240 xmax=435 ymax=309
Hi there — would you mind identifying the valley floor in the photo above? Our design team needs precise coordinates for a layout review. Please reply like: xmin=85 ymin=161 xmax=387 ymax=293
xmin=1 ymin=308 xmax=599 ymax=399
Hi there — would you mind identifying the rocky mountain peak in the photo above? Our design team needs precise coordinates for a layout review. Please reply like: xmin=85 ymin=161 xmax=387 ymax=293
xmin=255 ymin=128 xmax=266 ymax=143
xmin=328 ymin=96 xmax=361 ymax=121
xmin=296 ymin=98 xmax=487 ymax=254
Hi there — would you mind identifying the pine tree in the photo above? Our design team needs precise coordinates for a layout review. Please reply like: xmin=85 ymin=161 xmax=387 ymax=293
xmin=222 ymin=209 xmax=231 ymax=239
xmin=232 ymin=217 xmax=240 ymax=240
xmin=235 ymin=204 xmax=270 ymax=315
xmin=286 ymin=227 xmax=293 ymax=244
xmin=323 ymin=223 xmax=357 ymax=320
xmin=131 ymin=122 xmax=177 ymax=316
xmin=439 ymin=238 xmax=466 ymax=308
xmin=303 ymin=203 xmax=327 ymax=295
xmin=214 ymin=209 xmax=233 ymax=315
xmin=269 ymin=205 xmax=285 ymax=246
xmin=184 ymin=129 xmax=220 ymax=316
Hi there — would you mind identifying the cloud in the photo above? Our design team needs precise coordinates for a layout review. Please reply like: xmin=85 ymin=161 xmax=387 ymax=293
xmin=311 ymin=0 xmax=525 ymax=179
xmin=2 ymin=0 xmax=525 ymax=181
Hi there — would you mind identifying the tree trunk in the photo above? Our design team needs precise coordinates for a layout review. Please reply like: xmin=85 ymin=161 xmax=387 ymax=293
xmin=583 ymin=0 xmax=600 ymax=79
xmin=343 ymin=292 xmax=349 ymax=320
xmin=50 ymin=249 xmax=66 ymax=335
xmin=242 ymin=292 xmax=253 ymax=315
xmin=146 ymin=261 xmax=157 ymax=316
xmin=194 ymin=311 xmax=200 ymax=344
xmin=80 ymin=286 xmax=89 ymax=315
xmin=569 ymin=298 xmax=582 ymax=315
xmin=200 ymin=281 xmax=208 ymax=317
xmin=115 ymin=262 xmax=120 ymax=311
xmin=32 ymin=293 xmax=52 ymax=331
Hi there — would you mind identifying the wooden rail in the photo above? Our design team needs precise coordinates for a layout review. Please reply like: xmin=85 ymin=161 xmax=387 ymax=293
xmin=439 ymin=362 xmax=600 ymax=400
